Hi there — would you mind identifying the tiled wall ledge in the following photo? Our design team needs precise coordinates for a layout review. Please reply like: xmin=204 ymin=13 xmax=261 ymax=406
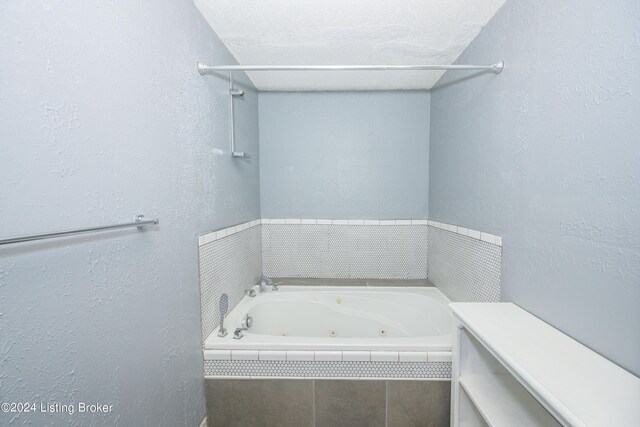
xmin=199 ymin=218 xmax=501 ymax=246
xmin=261 ymin=219 xmax=429 ymax=225
xmin=427 ymin=220 xmax=502 ymax=247
xmin=198 ymin=218 xmax=261 ymax=246
xmin=204 ymin=349 xmax=451 ymax=363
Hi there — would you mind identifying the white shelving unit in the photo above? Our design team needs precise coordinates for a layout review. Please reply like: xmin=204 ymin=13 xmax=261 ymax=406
xmin=450 ymin=303 xmax=640 ymax=427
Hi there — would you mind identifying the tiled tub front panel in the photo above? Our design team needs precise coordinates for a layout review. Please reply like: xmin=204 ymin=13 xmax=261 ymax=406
xmin=205 ymin=379 xmax=451 ymax=427
xmin=199 ymin=223 xmax=262 ymax=342
xmin=261 ymin=222 xmax=429 ymax=279
xmin=427 ymin=225 xmax=502 ymax=302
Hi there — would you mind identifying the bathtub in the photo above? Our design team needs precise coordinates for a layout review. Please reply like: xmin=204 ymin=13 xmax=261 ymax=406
xmin=204 ymin=286 xmax=453 ymax=352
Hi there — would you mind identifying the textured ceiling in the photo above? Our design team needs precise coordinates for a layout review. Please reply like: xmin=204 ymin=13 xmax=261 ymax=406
xmin=195 ymin=0 xmax=506 ymax=91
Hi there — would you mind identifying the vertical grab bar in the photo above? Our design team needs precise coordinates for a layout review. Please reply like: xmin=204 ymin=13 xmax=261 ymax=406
xmin=229 ymin=71 xmax=249 ymax=159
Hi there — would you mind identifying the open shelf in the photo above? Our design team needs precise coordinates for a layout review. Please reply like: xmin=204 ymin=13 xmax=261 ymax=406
xmin=459 ymin=374 xmax=560 ymax=427
xmin=459 ymin=385 xmax=489 ymax=427
xmin=454 ymin=325 xmax=560 ymax=427
xmin=450 ymin=303 xmax=640 ymax=427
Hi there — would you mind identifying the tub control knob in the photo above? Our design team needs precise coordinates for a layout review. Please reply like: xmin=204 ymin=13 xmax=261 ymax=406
xmin=243 ymin=315 xmax=253 ymax=329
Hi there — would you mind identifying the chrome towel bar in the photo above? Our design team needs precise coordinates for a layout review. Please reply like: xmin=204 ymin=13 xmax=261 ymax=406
xmin=0 ymin=214 xmax=159 ymax=246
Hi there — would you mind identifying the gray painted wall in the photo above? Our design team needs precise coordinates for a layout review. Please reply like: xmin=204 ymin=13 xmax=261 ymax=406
xmin=259 ymin=92 xmax=430 ymax=219
xmin=430 ymin=0 xmax=640 ymax=375
xmin=0 ymin=1 xmax=259 ymax=425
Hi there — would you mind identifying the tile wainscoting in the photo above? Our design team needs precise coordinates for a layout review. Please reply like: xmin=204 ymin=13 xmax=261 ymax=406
xmin=198 ymin=218 xmax=503 ymax=345
xmin=262 ymin=221 xmax=429 ymax=279
xmin=427 ymin=225 xmax=502 ymax=302
xmin=199 ymin=220 xmax=262 ymax=342
xmin=203 ymin=349 xmax=452 ymax=380
xmin=197 ymin=218 xmax=501 ymax=425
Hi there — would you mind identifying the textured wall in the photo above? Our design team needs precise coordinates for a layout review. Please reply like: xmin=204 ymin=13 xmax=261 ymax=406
xmin=429 ymin=0 xmax=640 ymax=375
xmin=259 ymin=91 xmax=430 ymax=219
xmin=0 ymin=0 xmax=259 ymax=425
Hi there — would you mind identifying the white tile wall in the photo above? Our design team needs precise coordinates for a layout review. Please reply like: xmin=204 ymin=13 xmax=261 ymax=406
xmin=199 ymin=224 xmax=262 ymax=343
xmin=199 ymin=217 xmax=502 ymax=349
xmin=428 ymin=225 xmax=501 ymax=302
xmin=198 ymin=218 xmax=498 ymax=382
xmin=261 ymin=222 xmax=429 ymax=279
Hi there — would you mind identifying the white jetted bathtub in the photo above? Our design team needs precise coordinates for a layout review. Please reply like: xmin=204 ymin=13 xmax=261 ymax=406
xmin=205 ymin=286 xmax=453 ymax=352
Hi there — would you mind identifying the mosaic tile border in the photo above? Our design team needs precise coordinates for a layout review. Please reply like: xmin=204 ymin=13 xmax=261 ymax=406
xmin=262 ymin=223 xmax=429 ymax=279
xmin=427 ymin=220 xmax=502 ymax=246
xmin=199 ymin=226 xmax=262 ymax=342
xmin=428 ymin=226 xmax=502 ymax=303
xmin=203 ymin=360 xmax=452 ymax=379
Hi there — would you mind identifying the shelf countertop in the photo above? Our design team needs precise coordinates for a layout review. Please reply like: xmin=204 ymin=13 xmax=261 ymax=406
xmin=450 ymin=302 xmax=640 ymax=427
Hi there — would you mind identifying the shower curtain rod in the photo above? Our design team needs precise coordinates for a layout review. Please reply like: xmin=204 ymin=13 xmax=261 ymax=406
xmin=197 ymin=61 xmax=504 ymax=75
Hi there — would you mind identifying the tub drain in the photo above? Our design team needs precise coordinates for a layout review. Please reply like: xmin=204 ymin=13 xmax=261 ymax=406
xmin=329 ymin=329 xmax=337 ymax=337
xmin=379 ymin=328 xmax=388 ymax=337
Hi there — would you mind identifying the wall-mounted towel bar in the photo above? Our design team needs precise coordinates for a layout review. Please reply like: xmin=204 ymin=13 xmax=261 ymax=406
xmin=0 ymin=214 xmax=159 ymax=246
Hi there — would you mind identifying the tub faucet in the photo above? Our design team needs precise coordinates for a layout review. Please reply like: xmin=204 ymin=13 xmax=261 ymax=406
xmin=260 ymin=275 xmax=280 ymax=292
xmin=233 ymin=314 xmax=253 ymax=339
xmin=233 ymin=327 xmax=247 ymax=339
xmin=260 ymin=275 xmax=273 ymax=293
